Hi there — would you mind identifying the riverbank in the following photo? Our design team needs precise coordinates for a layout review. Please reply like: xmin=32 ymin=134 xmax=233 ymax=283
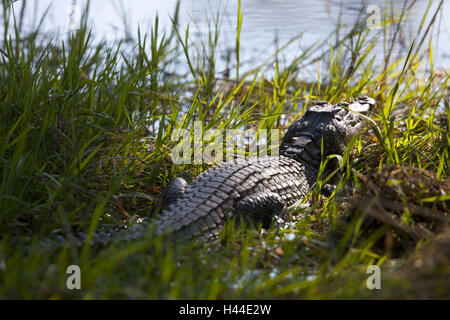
xmin=0 ymin=0 xmax=448 ymax=299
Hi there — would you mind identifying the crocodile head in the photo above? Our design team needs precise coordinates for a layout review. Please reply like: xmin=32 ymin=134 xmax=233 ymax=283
xmin=280 ymin=96 xmax=375 ymax=166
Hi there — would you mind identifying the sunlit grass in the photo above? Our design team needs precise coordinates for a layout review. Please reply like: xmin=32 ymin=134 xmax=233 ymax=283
xmin=0 ymin=0 xmax=448 ymax=299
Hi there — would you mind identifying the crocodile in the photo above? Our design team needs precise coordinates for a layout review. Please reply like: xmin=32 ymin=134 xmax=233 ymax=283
xmin=153 ymin=96 xmax=375 ymax=241
xmin=40 ymin=96 xmax=375 ymax=247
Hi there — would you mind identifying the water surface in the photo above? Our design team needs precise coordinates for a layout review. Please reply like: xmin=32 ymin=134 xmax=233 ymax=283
xmin=13 ymin=0 xmax=450 ymax=74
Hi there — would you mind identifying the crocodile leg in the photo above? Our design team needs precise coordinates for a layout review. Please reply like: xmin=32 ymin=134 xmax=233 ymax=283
xmin=161 ymin=177 xmax=188 ymax=206
xmin=233 ymin=192 xmax=288 ymax=229
xmin=152 ymin=177 xmax=188 ymax=216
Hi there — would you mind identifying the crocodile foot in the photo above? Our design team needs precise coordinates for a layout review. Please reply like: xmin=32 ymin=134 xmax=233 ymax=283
xmin=233 ymin=192 xmax=288 ymax=229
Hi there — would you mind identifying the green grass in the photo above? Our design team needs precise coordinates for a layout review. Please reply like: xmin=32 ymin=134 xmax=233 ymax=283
xmin=0 ymin=0 xmax=448 ymax=299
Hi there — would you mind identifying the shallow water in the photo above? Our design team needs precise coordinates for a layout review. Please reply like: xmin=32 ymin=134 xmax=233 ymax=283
xmin=13 ymin=0 xmax=450 ymax=75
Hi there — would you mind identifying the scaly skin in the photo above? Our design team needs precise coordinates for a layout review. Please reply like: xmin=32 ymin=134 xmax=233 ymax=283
xmin=41 ymin=96 xmax=375 ymax=247
xmin=153 ymin=96 xmax=375 ymax=241
xmin=155 ymin=155 xmax=316 ymax=240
